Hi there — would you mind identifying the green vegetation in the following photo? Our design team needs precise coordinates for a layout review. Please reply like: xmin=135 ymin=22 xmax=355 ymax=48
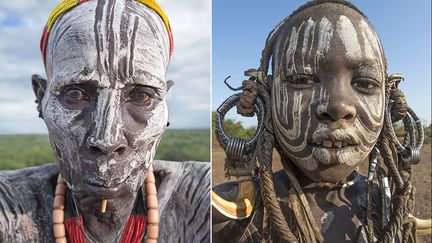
xmin=0 ymin=135 xmax=56 ymax=170
xmin=212 ymin=112 xmax=256 ymax=140
xmin=394 ymin=121 xmax=431 ymax=144
xmin=155 ymin=129 xmax=210 ymax=162
xmin=0 ymin=129 xmax=210 ymax=170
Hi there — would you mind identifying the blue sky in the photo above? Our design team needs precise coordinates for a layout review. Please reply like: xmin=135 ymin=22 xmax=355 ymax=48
xmin=213 ymin=0 xmax=431 ymax=128
xmin=0 ymin=0 xmax=210 ymax=134
xmin=0 ymin=1 xmax=430 ymax=133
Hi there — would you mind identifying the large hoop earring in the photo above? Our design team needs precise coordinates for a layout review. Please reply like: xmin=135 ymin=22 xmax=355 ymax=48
xmin=212 ymin=88 xmax=265 ymax=219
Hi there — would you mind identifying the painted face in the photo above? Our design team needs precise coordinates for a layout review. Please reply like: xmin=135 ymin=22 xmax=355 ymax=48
xmin=41 ymin=0 xmax=170 ymax=202
xmin=271 ymin=4 xmax=385 ymax=183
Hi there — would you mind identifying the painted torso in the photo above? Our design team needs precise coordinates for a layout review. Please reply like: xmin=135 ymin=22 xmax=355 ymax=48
xmin=212 ymin=170 xmax=381 ymax=242
xmin=0 ymin=160 xmax=210 ymax=242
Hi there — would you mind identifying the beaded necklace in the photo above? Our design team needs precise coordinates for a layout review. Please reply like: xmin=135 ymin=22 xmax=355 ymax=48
xmin=53 ymin=165 xmax=159 ymax=243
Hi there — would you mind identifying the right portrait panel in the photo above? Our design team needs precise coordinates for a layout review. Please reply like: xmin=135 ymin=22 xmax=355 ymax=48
xmin=211 ymin=1 xmax=431 ymax=242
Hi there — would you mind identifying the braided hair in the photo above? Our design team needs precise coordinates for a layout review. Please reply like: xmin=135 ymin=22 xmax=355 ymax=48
xmin=238 ymin=1 xmax=422 ymax=242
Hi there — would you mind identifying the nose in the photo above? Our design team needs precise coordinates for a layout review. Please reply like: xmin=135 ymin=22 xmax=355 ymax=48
xmin=316 ymin=91 xmax=357 ymax=129
xmin=87 ymin=136 xmax=127 ymax=155
xmin=87 ymin=89 xmax=127 ymax=155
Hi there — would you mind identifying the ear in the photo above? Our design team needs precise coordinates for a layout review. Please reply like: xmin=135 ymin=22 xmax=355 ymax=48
xmin=165 ymin=80 xmax=174 ymax=127
xmin=166 ymin=80 xmax=174 ymax=92
xmin=32 ymin=74 xmax=47 ymax=119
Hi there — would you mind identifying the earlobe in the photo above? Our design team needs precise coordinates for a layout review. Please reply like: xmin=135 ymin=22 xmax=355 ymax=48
xmin=166 ymin=80 xmax=174 ymax=92
xmin=31 ymin=74 xmax=47 ymax=119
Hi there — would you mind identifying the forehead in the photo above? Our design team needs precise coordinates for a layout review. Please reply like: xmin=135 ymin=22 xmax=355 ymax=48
xmin=273 ymin=3 xmax=385 ymax=74
xmin=45 ymin=0 xmax=170 ymax=89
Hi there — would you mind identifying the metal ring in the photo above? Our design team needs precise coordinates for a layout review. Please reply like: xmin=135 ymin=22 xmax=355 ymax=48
xmin=226 ymin=137 xmax=246 ymax=160
xmin=401 ymin=146 xmax=421 ymax=165
xmin=407 ymin=107 xmax=424 ymax=149
xmin=386 ymin=107 xmax=405 ymax=152
xmin=215 ymin=93 xmax=265 ymax=153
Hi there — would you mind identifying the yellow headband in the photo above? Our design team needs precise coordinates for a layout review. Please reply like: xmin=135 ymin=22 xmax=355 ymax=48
xmin=40 ymin=0 xmax=173 ymax=64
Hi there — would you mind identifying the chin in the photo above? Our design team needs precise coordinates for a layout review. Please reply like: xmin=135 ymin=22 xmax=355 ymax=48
xmin=303 ymin=163 xmax=357 ymax=184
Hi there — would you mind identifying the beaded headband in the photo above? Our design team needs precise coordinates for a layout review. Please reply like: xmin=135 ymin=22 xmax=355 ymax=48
xmin=40 ymin=0 xmax=174 ymax=65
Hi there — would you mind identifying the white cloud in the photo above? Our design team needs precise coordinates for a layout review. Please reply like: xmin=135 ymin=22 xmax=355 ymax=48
xmin=0 ymin=0 xmax=210 ymax=133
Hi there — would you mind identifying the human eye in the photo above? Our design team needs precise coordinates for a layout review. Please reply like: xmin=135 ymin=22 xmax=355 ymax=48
xmin=351 ymin=77 xmax=380 ymax=94
xmin=128 ymin=85 xmax=155 ymax=107
xmin=284 ymin=74 xmax=319 ymax=89
xmin=61 ymin=85 xmax=91 ymax=108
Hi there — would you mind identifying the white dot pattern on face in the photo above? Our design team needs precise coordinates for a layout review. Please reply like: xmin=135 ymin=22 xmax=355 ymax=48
xmin=271 ymin=13 xmax=385 ymax=172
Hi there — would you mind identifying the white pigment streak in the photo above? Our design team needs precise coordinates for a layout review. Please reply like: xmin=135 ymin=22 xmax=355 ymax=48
xmin=336 ymin=15 xmax=362 ymax=62
xmin=302 ymin=18 xmax=315 ymax=71
xmin=307 ymin=22 xmax=316 ymax=62
xmin=285 ymin=22 xmax=304 ymax=75
xmin=358 ymin=19 xmax=385 ymax=81
xmin=358 ymin=19 xmax=375 ymax=61
xmin=91 ymin=88 xmax=123 ymax=147
xmin=314 ymin=17 xmax=334 ymax=72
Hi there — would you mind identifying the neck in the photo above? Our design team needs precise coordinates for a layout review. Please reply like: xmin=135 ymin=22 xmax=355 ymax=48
xmin=80 ymin=195 xmax=137 ymax=242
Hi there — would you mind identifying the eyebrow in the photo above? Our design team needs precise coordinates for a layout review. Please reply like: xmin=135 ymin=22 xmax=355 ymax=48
xmin=131 ymin=69 xmax=167 ymax=91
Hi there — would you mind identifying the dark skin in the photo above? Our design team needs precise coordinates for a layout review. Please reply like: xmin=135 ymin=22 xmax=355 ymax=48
xmin=213 ymin=3 xmax=385 ymax=242
xmin=271 ymin=3 xmax=385 ymax=184
xmin=32 ymin=75 xmax=165 ymax=242
xmin=274 ymin=4 xmax=385 ymax=240
xmin=31 ymin=1 xmax=171 ymax=241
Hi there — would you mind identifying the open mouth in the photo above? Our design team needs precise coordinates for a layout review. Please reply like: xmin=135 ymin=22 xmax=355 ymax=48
xmin=311 ymin=139 xmax=356 ymax=149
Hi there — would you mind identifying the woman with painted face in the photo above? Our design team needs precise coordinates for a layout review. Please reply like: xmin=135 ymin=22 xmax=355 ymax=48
xmin=212 ymin=1 xmax=430 ymax=242
xmin=0 ymin=0 xmax=210 ymax=242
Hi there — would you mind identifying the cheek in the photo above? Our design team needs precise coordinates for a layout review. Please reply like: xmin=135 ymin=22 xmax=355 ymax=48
xmin=271 ymin=80 xmax=317 ymax=156
xmin=354 ymin=87 xmax=385 ymax=134
xmin=43 ymin=95 xmax=88 ymax=156
xmin=127 ymin=100 xmax=167 ymax=142
xmin=125 ymin=100 xmax=167 ymax=164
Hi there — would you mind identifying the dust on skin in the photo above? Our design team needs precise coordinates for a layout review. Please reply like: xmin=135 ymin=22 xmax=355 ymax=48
xmin=34 ymin=0 xmax=170 ymax=241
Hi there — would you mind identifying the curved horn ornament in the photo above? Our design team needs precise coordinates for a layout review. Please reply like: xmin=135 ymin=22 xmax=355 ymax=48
xmin=211 ymin=93 xmax=265 ymax=220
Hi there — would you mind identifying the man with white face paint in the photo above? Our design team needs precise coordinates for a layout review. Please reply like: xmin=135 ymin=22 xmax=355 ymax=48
xmin=213 ymin=0 xmax=429 ymax=242
xmin=0 ymin=0 xmax=210 ymax=242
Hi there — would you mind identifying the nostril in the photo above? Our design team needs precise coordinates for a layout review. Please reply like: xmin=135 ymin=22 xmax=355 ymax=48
xmin=319 ymin=113 xmax=333 ymax=121
xmin=344 ymin=114 xmax=354 ymax=120
xmin=115 ymin=146 xmax=126 ymax=155
xmin=88 ymin=144 xmax=126 ymax=156
xmin=89 ymin=145 xmax=104 ymax=154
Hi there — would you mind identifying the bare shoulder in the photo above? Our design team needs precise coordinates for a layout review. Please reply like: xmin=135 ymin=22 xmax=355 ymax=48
xmin=153 ymin=160 xmax=210 ymax=196
xmin=153 ymin=160 xmax=210 ymax=242
xmin=0 ymin=163 xmax=59 ymax=242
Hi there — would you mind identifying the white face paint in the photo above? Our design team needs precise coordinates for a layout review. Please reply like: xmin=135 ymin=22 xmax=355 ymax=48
xmin=271 ymin=7 xmax=386 ymax=183
xmin=41 ymin=0 xmax=170 ymax=194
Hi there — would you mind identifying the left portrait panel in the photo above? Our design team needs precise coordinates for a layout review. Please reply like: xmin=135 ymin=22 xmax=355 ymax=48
xmin=0 ymin=0 xmax=211 ymax=242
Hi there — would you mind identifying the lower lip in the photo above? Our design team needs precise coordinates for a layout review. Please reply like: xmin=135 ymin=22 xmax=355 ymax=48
xmin=311 ymin=145 xmax=357 ymax=166
xmin=78 ymin=182 xmax=124 ymax=199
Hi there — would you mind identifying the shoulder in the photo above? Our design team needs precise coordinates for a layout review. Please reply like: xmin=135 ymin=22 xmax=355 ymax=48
xmin=154 ymin=160 xmax=210 ymax=197
xmin=0 ymin=163 xmax=58 ymax=242
xmin=153 ymin=160 xmax=210 ymax=199
xmin=154 ymin=160 xmax=210 ymax=242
